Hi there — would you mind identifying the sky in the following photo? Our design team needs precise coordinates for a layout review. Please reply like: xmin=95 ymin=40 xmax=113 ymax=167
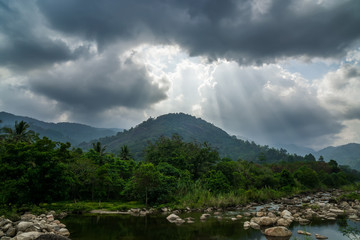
xmin=0 ymin=0 xmax=360 ymax=150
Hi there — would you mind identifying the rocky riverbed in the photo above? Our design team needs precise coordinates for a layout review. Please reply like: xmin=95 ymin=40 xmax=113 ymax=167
xmin=0 ymin=212 xmax=70 ymax=240
xmin=163 ymin=190 xmax=360 ymax=239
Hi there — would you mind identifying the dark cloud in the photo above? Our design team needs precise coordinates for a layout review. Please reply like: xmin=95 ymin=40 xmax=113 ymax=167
xmin=29 ymin=51 xmax=169 ymax=114
xmin=37 ymin=0 xmax=360 ymax=64
xmin=0 ymin=1 xmax=89 ymax=70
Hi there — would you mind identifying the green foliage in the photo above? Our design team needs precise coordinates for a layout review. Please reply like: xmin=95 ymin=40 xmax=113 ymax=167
xmin=1 ymin=120 xmax=359 ymax=213
xmin=203 ymin=170 xmax=230 ymax=194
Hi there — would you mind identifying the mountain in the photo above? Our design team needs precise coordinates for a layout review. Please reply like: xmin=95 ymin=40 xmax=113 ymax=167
xmin=274 ymin=143 xmax=315 ymax=156
xmin=314 ymin=143 xmax=360 ymax=170
xmin=82 ymin=112 xmax=296 ymax=162
xmin=0 ymin=112 xmax=122 ymax=146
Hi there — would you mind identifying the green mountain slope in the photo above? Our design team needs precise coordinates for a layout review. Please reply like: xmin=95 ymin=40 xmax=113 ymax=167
xmin=0 ymin=111 xmax=122 ymax=145
xmin=83 ymin=113 xmax=296 ymax=162
xmin=315 ymin=143 xmax=360 ymax=170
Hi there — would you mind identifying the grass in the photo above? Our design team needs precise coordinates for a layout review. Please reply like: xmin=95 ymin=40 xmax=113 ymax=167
xmin=173 ymin=185 xmax=296 ymax=209
xmin=39 ymin=201 xmax=145 ymax=214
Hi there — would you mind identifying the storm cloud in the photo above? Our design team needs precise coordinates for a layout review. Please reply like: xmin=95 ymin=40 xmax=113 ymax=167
xmin=29 ymin=48 xmax=169 ymax=114
xmin=36 ymin=0 xmax=360 ymax=64
xmin=1 ymin=0 xmax=360 ymax=149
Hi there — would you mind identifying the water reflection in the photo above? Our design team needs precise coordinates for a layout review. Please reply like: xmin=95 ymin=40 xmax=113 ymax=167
xmin=62 ymin=214 xmax=359 ymax=240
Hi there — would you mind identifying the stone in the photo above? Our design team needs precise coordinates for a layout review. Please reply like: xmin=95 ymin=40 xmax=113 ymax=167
xmin=200 ymin=214 xmax=211 ymax=220
xmin=21 ymin=214 xmax=36 ymax=221
xmin=236 ymin=215 xmax=242 ymax=219
xmin=259 ymin=217 xmax=276 ymax=226
xmin=166 ymin=214 xmax=180 ymax=221
xmin=299 ymin=218 xmax=310 ymax=225
xmin=231 ymin=218 xmax=237 ymax=221
xmin=14 ymin=231 xmax=42 ymax=240
xmin=1 ymin=223 xmax=12 ymax=232
xmin=256 ymin=211 xmax=265 ymax=217
xmin=6 ymin=226 xmax=16 ymax=237
xmin=250 ymin=222 xmax=260 ymax=230
xmin=329 ymin=209 xmax=344 ymax=214
xmin=315 ymin=233 xmax=328 ymax=239
xmin=243 ymin=221 xmax=250 ymax=229
xmin=17 ymin=222 xmax=35 ymax=232
xmin=0 ymin=230 xmax=4 ymax=237
xmin=58 ymin=228 xmax=70 ymax=237
xmin=264 ymin=226 xmax=292 ymax=238
xmin=0 ymin=219 xmax=11 ymax=228
xmin=277 ymin=218 xmax=291 ymax=227
xmin=297 ymin=230 xmax=312 ymax=236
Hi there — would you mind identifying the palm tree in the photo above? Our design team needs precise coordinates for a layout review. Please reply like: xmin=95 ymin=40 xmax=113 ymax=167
xmin=92 ymin=141 xmax=106 ymax=156
xmin=120 ymin=145 xmax=132 ymax=160
xmin=1 ymin=120 xmax=35 ymax=142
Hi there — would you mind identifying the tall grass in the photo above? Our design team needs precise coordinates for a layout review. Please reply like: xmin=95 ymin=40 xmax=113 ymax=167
xmin=174 ymin=183 xmax=295 ymax=209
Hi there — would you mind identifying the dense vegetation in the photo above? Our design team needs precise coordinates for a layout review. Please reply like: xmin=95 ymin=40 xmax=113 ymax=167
xmin=1 ymin=120 xmax=359 ymax=213
xmin=82 ymin=113 xmax=304 ymax=163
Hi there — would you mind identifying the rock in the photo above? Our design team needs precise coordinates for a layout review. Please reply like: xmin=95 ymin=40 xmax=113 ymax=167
xmin=17 ymin=222 xmax=35 ymax=232
xmin=297 ymin=230 xmax=312 ymax=236
xmin=256 ymin=211 xmax=265 ymax=217
xmin=315 ymin=233 xmax=328 ymax=239
xmin=57 ymin=228 xmax=70 ymax=237
xmin=0 ymin=219 xmax=11 ymax=228
xmin=250 ymin=222 xmax=260 ymax=230
xmin=46 ymin=215 xmax=54 ymax=222
xmin=6 ymin=226 xmax=16 ymax=237
xmin=281 ymin=210 xmax=293 ymax=221
xmin=200 ymin=214 xmax=211 ymax=220
xmin=267 ymin=212 xmax=276 ymax=218
xmin=13 ymin=231 xmax=42 ymax=240
xmin=0 ymin=230 xmax=4 ymax=237
xmin=231 ymin=218 xmax=237 ymax=221
xmin=329 ymin=208 xmax=344 ymax=214
xmin=166 ymin=214 xmax=184 ymax=224
xmin=1 ymin=237 xmax=11 ymax=240
xmin=2 ymin=223 xmax=12 ymax=232
xmin=264 ymin=226 xmax=292 ymax=238
xmin=277 ymin=218 xmax=291 ymax=227
xmin=243 ymin=221 xmax=250 ymax=229
xmin=299 ymin=218 xmax=310 ymax=225
xmin=259 ymin=217 xmax=276 ymax=226
xmin=236 ymin=215 xmax=242 ymax=219
xmin=166 ymin=214 xmax=180 ymax=221
xmin=21 ymin=214 xmax=36 ymax=221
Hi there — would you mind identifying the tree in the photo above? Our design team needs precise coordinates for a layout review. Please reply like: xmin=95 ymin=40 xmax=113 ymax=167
xmin=120 ymin=145 xmax=132 ymax=160
xmin=204 ymin=170 xmax=230 ymax=193
xmin=1 ymin=120 xmax=36 ymax=142
xmin=92 ymin=142 xmax=106 ymax=156
xmin=304 ymin=153 xmax=316 ymax=162
xmin=133 ymin=163 xmax=161 ymax=206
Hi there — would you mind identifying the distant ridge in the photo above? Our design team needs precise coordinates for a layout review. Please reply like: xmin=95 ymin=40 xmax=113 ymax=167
xmin=0 ymin=111 xmax=122 ymax=145
xmin=82 ymin=112 xmax=295 ymax=162
xmin=314 ymin=143 xmax=360 ymax=170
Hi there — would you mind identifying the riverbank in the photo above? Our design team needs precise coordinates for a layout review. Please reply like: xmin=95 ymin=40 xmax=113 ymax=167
xmin=0 ymin=212 xmax=70 ymax=240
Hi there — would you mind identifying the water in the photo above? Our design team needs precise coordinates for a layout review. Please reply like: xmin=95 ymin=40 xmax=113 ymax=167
xmin=62 ymin=213 xmax=360 ymax=240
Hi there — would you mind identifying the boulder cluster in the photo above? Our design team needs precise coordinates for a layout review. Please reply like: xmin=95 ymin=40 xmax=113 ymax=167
xmin=165 ymin=190 xmax=360 ymax=240
xmin=0 ymin=212 xmax=70 ymax=240
xmin=243 ymin=190 xmax=360 ymax=239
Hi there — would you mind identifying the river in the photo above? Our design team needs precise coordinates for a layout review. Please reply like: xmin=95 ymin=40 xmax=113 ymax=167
xmin=62 ymin=212 xmax=360 ymax=240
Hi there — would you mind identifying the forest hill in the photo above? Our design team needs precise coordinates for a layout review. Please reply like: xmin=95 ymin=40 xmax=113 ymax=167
xmin=0 ymin=121 xmax=359 ymax=208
